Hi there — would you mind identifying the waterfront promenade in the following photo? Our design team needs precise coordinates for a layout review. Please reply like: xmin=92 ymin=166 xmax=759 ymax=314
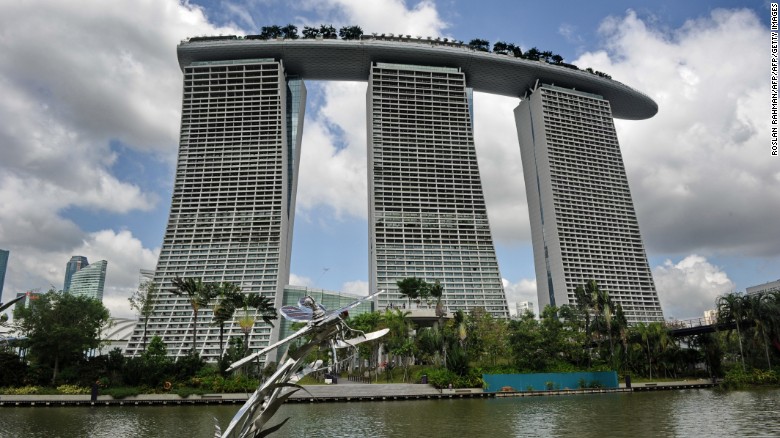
xmin=0 ymin=379 xmax=717 ymax=407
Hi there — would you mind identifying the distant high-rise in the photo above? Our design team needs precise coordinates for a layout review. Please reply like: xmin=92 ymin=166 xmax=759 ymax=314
xmin=367 ymin=62 xmax=509 ymax=318
xmin=69 ymin=260 xmax=107 ymax=301
xmin=64 ymin=255 xmax=89 ymax=292
xmin=0 ymin=249 xmax=8 ymax=301
xmin=516 ymin=84 xmax=663 ymax=324
xmin=125 ymin=58 xmax=306 ymax=360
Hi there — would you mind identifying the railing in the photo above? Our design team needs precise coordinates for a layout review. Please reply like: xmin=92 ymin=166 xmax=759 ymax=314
xmin=348 ymin=375 xmax=371 ymax=384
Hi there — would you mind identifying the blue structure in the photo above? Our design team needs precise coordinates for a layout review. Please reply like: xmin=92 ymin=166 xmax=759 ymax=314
xmin=483 ymin=371 xmax=619 ymax=392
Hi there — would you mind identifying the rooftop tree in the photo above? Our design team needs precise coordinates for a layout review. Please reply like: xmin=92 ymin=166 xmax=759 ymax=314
xmin=468 ymin=38 xmax=490 ymax=52
xmin=259 ymin=25 xmax=283 ymax=39
xmin=319 ymin=24 xmax=338 ymax=39
xmin=339 ymin=25 xmax=363 ymax=40
xmin=302 ymin=26 xmax=319 ymax=39
xmin=281 ymin=24 xmax=299 ymax=39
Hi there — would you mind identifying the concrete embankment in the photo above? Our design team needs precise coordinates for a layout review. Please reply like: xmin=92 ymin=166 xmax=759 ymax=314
xmin=0 ymin=380 xmax=718 ymax=407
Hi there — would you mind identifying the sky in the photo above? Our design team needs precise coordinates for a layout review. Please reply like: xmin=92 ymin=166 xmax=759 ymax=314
xmin=0 ymin=0 xmax=776 ymax=321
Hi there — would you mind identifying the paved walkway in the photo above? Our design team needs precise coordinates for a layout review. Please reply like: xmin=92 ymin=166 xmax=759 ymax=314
xmin=0 ymin=380 xmax=717 ymax=406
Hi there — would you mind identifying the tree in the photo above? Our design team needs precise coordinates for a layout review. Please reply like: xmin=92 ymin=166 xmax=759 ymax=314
xmin=128 ymin=280 xmax=157 ymax=350
xmin=209 ymin=282 xmax=242 ymax=358
xmin=551 ymin=54 xmax=564 ymax=64
xmin=301 ymin=26 xmax=319 ymax=39
xmin=281 ymin=24 xmax=299 ymax=39
xmin=507 ymin=43 xmax=523 ymax=58
xmin=468 ymin=38 xmax=490 ymax=52
xmin=319 ymin=24 xmax=337 ymax=39
xmin=232 ymin=292 xmax=277 ymax=355
xmin=524 ymin=47 xmax=541 ymax=61
xmin=13 ymin=290 xmax=110 ymax=384
xmin=717 ymin=291 xmax=747 ymax=371
xmin=170 ymin=276 xmax=212 ymax=353
xmin=429 ymin=280 xmax=445 ymax=318
xmin=396 ymin=277 xmax=428 ymax=307
xmin=492 ymin=41 xmax=509 ymax=54
xmin=339 ymin=25 xmax=363 ymax=40
xmin=380 ymin=308 xmax=414 ymax=381
xmin=260 ymin=25 xmax=283 ymax=39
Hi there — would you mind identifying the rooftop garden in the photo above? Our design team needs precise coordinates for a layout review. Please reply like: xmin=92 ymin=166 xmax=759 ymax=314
xmin=187 ymin=24 xmax=612 ymax=80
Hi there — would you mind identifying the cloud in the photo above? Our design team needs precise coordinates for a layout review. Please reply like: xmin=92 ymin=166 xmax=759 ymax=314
xmin=0 ymin=0 xmax=237 ymax=306
xmin=653 ymin=255 xmax=735 ymax=320
xmin=3 ymin=229 xmax=159 ymax=318
xmin=502 ymin=278 xmax=537 ymax=315
xmin=342 ymin=280 xmax=370 ymax=296
xmin=294 ymin=1 xmax=450 ymax=221
xmin=472 ymin=93 xmax=529 ymax=244
xmin=301 ymin=0 xmax=447 ymax=36
xmin=573 ymin=9 xmax=778 ymax=258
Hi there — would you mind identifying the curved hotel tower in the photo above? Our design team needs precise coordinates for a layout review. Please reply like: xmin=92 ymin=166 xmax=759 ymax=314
xmin=126 ymin=35 xmax=662 ymax=360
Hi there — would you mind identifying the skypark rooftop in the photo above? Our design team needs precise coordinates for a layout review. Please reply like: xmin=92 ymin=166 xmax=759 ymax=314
xmin=178 ymin=36 xmax=657 ymax=120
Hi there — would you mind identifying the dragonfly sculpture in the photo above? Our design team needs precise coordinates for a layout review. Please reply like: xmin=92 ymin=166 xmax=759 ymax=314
xmin=217 ymin=290 xmax=388 ymax=437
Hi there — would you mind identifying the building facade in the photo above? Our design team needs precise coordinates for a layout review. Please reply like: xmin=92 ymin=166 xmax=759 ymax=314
xmin=367 ymin=62 xmax=508 ymax=318
xmin=68 ymin=260 xmax=108 ymax=301
xmin=515 ymin=301 xmax=535 ymax=317
xmin=64 ymin=255 xmax=89 ymax=292
xmin=516 ymin=84 xmax=663 ymax=323
xmin=746 ymin=279 xmax=780 ymax=295
xmin=131 ymin=36 xmax=662 ymax=360
xmin=0 ymin=249 xmax=8 ymax=301
xmin=125 ymin=58 xmax=306 ymax=360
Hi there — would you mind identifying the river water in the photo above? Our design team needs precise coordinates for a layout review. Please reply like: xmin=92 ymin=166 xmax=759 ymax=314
xmin=2 ymin=388 xmax=779 ymax=437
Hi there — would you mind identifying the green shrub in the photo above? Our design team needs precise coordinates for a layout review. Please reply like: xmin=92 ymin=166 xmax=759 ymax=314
xmin=723 ymin=368 xmax=780 ymax=389
xmin=104 ymin=386 xmax=140 ymax=399
xmin=56 ymin=384 xmax=89 ymax=395
xmin=1 ymin=385 xmax=42 ymax=395
xmin=175 ymin=386 xmax=204 ymax=398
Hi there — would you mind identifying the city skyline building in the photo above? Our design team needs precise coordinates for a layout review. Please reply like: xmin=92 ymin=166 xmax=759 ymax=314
xmin=746 ymin=279 xmax=780 ymax=295
xmin=125 ymin=57 xmax=306 ymax=360
xmin=132 ymin=35 xmax=661 ymax=360
xmin=516 ymin=84 xmax=663 ymax=323
xmin=64 ymin=255 xmax=89 ymax=292
xmin=367 ymin=62 xmax=508 ymax=318
xmin=0 ymin=249 xmax=8 ymax=301
xmin=68 ymin=260 xmax=108 ymax=301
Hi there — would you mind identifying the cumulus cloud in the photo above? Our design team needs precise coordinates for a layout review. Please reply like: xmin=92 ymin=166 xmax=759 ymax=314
xmin=472 ymin=93 xmax=529 ymax=243
xmin=574 ymin=9 xmax=778 ymax=258
xmin=502 ymin=278 xmax=537 ymax=315
xmin=293 ymin=0 xmax=449 ymax=221
xmin=653 ymin=255 xmax=735 ymax=320
xmin=342 ymin=280 xmax=369 ymax=296
xmin=0 ymin=0 xmax=237 ymax=305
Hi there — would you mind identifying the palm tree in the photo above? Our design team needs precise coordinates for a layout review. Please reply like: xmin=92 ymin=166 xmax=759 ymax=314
xmin=170 ymin=276 xmax=212 ymax=353
xmin=746 ymin=291 xmax=779 ymax=369
xmin=574 ymin=281 xmax=596 ymax=346
xmin=429 ymin=280 xmax=445 ymax=318
xmin=232 ymin=292 xmax=277 ymax=355
xmin=717 ymin=292 xmax=747 ymax=371
xmin=593 ymin=287 xmax=615 ymax=360
xmin=210 ymin=282 xmax=242 ymax=358
xmin=380 ymin=308 xmax=413 ymax=381
xmin=280 ymin=24 xmax=298 ymax=39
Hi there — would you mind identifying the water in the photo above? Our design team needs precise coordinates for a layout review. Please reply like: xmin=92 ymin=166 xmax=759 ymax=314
xmin=2 ymin=389 xmax=779 ymax=437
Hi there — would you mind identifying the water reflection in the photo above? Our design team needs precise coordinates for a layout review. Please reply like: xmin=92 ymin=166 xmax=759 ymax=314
xmin=1 ymin=389 xmax=778 ymax=437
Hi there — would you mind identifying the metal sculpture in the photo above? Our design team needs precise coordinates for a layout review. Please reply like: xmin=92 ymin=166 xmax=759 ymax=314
xmin=216 ymin=290 xmax=387 ymax=437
